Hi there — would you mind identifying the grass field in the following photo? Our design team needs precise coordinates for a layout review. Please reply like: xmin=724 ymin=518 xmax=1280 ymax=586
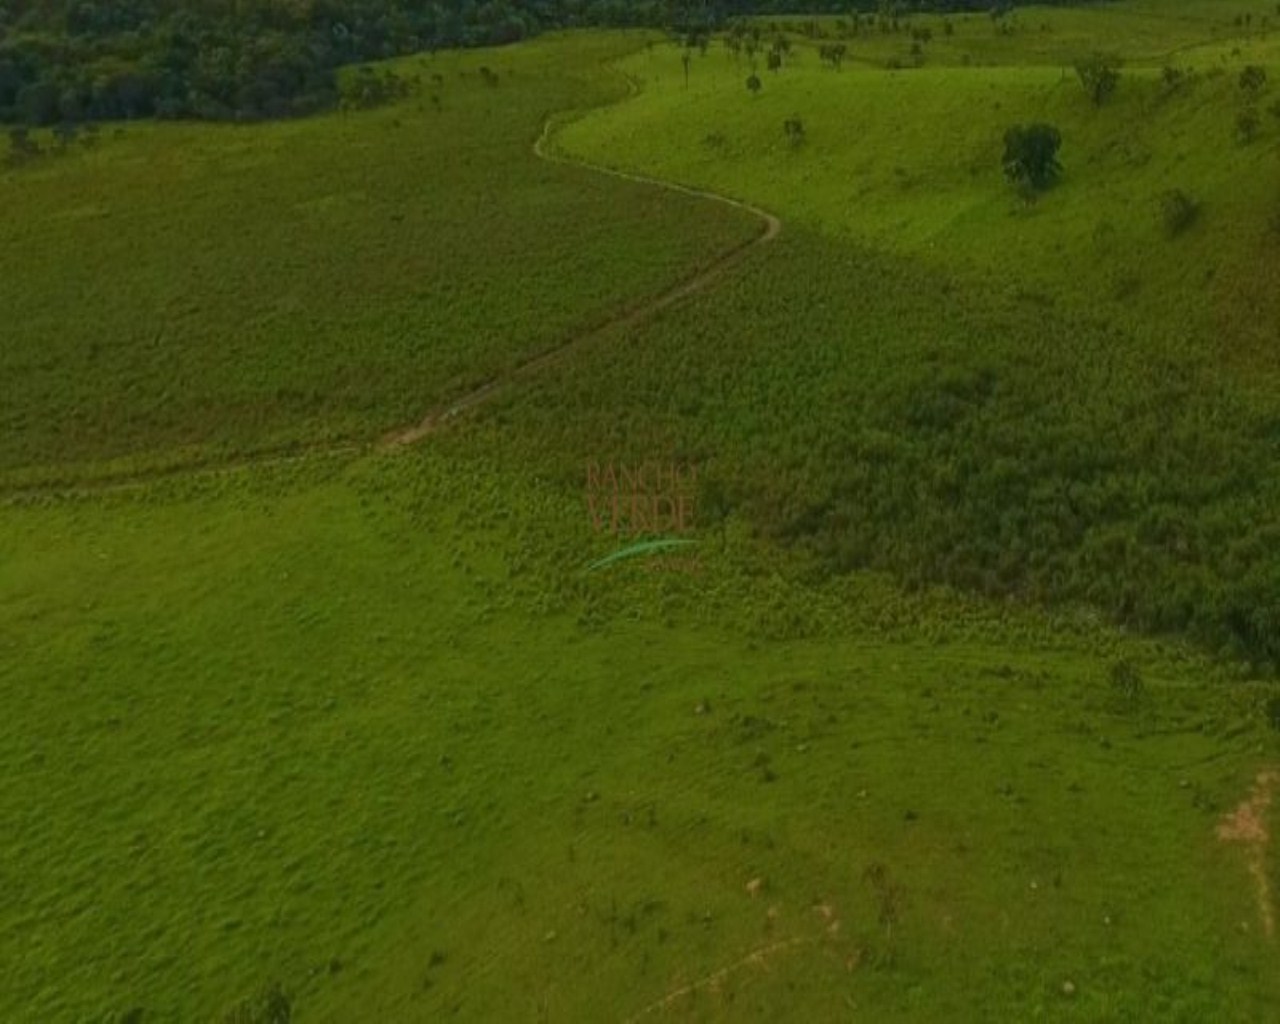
xmin=3 ymin=3 xmax=1280 ymax=1022
xmin=0 ymin=34 xmax=758 ymax=481
xmin=560 ymin=4 xmax=1280 ymax=367
xmin=539 ymin=3 xmax=1280 ymax=668
xmin=4 ymin=449 xmax=1278 ymax=1022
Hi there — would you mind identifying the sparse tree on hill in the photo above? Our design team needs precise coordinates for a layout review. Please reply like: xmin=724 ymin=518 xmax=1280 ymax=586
xmin=1002 ymin=122 xmax=1062 ymax=192
xmin=783 ymin=115 xmax=805 ymax=146
xmin=1075 ymin=53 xmax=1121 ymax=106
xmin=746 ymin=73 xmax=762 ymax=96
xmin=767 ymin=51 xmax=782 ymax=73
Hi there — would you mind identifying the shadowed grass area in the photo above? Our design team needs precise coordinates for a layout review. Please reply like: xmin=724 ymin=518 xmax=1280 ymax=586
xmin=536 ymin=3 xmax=1280 ymax=668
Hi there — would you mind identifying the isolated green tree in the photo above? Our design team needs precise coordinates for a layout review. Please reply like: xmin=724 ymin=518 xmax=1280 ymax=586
xmin=767 ymin=51 xmax=782 ymax=73
xmin=1074 ymin=53 xmax=1121 ymax=106
xmin=783 ymin=115 xmax=805 ymax=146
xmin=746 ymin=73 xmax=762 ymax=95
xmin=1002 ymin=123 xmax=1062 ymax=191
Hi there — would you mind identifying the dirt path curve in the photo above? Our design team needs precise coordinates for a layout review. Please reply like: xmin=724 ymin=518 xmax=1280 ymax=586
xmin=2 ymin=66 xmax=780 ymax=503
xmin=1217 ymin=766 xmax=1279 ymax=940
xmin=379 ymin=69 xmax=780 ymax=448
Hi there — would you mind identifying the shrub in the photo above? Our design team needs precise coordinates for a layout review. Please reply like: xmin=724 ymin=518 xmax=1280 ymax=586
xmin=863 ymin=861 xmax=905 ymax=961
xmin=1239 ymin=64 xmax=1268 ymax=94
xmin=1161 ymin=64 xmax=1189 ymax=92
xmin=1002 ymin=122 xmax=1063 ymax=191
xmin=1159 ymin=188 xmax=1199 ymax=237
xmin=51 ymin=122 xmax=78 ymax=148
xmin=1075 ymin=53 xmax=1121 ymax=106
xmin=4 ymin=126 xmax=44 ymax=167
xmin=1109 ymin=659 xmax=1145 ymax=704
xmin=1236 ymin=107 xmax=1260 ymax=143
xmin=222 ymin=982 xmax=291 ymax=1024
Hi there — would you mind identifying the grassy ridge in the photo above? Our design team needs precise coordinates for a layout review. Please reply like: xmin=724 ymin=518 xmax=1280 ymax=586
xmin=562 ymin=7 xmax=1280 ymax=367
xmin=0 ymin=33 xmax=758 ymax=480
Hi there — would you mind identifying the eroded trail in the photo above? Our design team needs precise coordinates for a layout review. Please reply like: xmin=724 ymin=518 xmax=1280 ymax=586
xmin=380 ymin=74 xmax=780 ymax=448
xmin=3 ymin=68 xmax=780 ymax=502
xmin=1217 ymin=767 xmax=1279 ymax=940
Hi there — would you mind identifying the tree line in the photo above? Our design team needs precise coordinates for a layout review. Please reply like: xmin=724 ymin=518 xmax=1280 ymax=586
xmin=0 ymin=0 xmax=1109 ymax=125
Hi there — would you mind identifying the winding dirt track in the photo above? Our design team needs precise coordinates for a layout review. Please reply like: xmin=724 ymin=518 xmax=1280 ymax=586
xmin=380 ymin=73 xmax=780 ymax=448
xmin=4 ymin=69 xmax=780 ymax=501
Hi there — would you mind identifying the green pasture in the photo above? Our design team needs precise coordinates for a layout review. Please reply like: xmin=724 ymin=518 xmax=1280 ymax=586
xmin=0 ymin=33 xmax=757 ymax=481
xmin=2 ymin=449 xmax=1278 ymax=1022
xmin=3 ymin=3 xmax=1280 ymax=1022
xmin=560 ymin=4 xmax=1280 ymax=368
